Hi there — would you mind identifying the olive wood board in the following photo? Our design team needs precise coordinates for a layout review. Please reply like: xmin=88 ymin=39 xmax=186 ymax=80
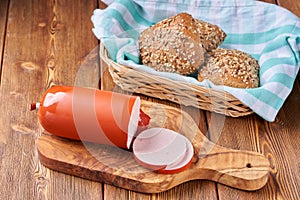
xmin=37 ymin=100 xmax=270 ymax=193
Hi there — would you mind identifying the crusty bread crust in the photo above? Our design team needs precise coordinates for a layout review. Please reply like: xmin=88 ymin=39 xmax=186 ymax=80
xmin=194 ymin=19 xmax=227 ymax=52
xmin=198 ymin=48 xmax=260 ymax=88
xmin=139 ymin=13 xmax=205 ymax=75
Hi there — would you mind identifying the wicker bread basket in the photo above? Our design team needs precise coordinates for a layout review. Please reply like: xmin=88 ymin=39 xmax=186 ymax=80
xmin=100 ymin=43 xmax=253 ymax=117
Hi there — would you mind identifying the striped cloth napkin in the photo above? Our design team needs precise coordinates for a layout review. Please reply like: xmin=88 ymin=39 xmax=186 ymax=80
xmin=91 ymin=0 xmax=300 ymax=122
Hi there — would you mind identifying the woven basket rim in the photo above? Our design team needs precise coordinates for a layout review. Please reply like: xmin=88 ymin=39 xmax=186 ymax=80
xmin=100 ymin=43 xmax=240 ymax=100
xmin=99 ymin=42 xmax=253 ymax=117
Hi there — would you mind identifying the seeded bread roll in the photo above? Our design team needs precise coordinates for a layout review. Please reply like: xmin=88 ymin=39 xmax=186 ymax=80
xmin=139 ymin=13 xmax=205 ymax=75
xmin=198 ymin=48 xmax=260 ymax=88
xmin=195 ymin=19 xmax=227 ymax=52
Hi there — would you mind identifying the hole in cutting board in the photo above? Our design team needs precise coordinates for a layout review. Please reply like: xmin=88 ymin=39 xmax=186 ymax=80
xmin=246 ymin=163 xmax=252 ymax=168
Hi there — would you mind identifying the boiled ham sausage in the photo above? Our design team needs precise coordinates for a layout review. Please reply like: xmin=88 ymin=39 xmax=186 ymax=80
xmin=32 ymin=86 xmax=193 ymax=174
xmin=31 ymin=85 xmax=146 ymax=149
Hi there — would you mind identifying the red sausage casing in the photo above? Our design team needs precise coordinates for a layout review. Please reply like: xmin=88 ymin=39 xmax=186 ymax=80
xmin=37 ymin=86 xmax=141 ymax=149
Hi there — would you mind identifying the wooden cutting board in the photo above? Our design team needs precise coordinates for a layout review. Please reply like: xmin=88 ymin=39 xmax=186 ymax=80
xmin=37 ymin=100 xmax=270 ymax=193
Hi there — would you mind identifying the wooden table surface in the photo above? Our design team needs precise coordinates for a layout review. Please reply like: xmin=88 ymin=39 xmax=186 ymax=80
xmin=0 ymin=0 xmax=299 ymax=199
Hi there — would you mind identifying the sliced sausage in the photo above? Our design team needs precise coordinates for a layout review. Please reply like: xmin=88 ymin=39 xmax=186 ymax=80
xmin=133 ymin=128 xmax=194 ymax=173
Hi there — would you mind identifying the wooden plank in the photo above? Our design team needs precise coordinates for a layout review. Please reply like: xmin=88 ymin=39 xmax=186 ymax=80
xmin=220 ymin=83 xmax=300 ymax=200
xmin=0 ymin=0 xmax=9 ymax=79
xmin=154 ymin=181 xmax=218 ymax=200
xmin=207 ymin=74 xmax=300 ymax=199
xmin=277 ymin=0 xmax=300 ymax=17
xmin=205 ymin=112 xmax=269 ymax=199
xmin=211 ymin=73 xmax=300 ymax=199
xmin=0 ymin=0 xmax=101 ymax=199
xmin=37 ymin=0 xmax=102 ymax=198
xmin=218 ymin=81 xmax=300 ymax=199
xmin=99 ymin=1 xmax=108 ymax=9
xmin=263 ymin=82 xmax=300 ymax=200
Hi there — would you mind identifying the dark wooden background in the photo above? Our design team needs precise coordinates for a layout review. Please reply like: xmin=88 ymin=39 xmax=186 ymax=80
xmin=0 ymin=0 xmax=299 ymax=199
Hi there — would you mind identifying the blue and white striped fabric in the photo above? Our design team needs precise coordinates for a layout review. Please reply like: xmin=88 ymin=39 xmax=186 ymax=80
xmin=91 ymin=0 xmax=300 ymax=122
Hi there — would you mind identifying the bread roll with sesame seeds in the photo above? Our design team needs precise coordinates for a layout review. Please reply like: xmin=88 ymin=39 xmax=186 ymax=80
xmin=139 ymin=12 xmax=205 ymax=75
xmin=197 ymin=48 xmax=260 ymax=88
xmin=194 ymin=19 xmax=227 ymax=52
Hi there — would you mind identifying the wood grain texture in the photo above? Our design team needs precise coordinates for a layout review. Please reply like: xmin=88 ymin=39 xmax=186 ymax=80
xmin=0 ymin=0 xmax=50 ymax=198
xmin=0 ymin=0 xmax=9 ymax=80
xmin=264 ymin=82 xmax=300 ymax=200
xmin=37 ymin=0 xmax=102 ymax=198
xmin=210 ymin=85 xmax=300 ymax=200
xmin=278 ymin=0 xmax=300 ymax=17
xmin=207 ymin=115 xmax=274 ymax=200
